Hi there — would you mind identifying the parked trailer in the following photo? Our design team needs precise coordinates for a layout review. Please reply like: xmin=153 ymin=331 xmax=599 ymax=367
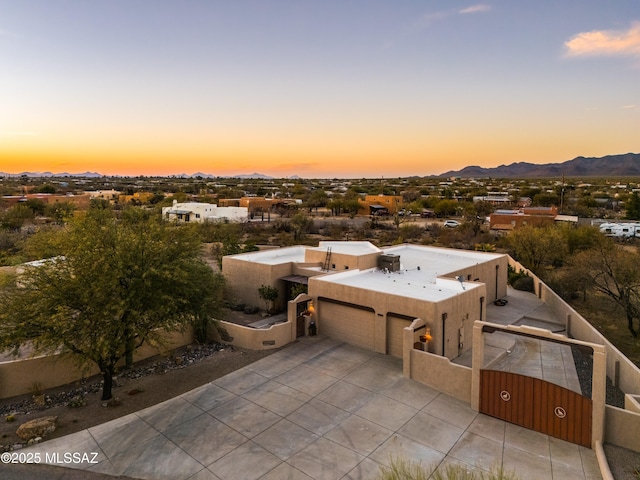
xmin=599 ymin=222 xmax=640 ymax=237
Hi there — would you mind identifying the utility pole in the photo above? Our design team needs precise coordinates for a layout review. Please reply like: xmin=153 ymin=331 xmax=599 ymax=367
xmin=560 ymin=173 xmax=565 ymax=214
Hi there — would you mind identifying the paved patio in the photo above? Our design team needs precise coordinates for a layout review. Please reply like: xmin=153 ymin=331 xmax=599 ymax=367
xmin=16 ymin=335 xmax=601 ymax=480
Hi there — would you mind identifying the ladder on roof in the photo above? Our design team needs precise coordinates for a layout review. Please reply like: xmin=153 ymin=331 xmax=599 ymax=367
xmin=322 ymin=247 xmax=332 ymax=271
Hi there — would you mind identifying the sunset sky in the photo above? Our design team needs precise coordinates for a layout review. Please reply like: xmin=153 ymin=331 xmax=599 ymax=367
xmin=1 ymin=1 xmax=639 ymax=178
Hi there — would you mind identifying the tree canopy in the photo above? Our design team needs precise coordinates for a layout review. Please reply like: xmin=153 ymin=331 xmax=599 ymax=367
xmin=0 ymin=207 xmax=225 ymax=400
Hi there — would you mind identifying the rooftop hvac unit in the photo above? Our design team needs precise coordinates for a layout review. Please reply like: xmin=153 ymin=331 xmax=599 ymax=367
xmin=378 ymin=254 xmax=400 ymax=272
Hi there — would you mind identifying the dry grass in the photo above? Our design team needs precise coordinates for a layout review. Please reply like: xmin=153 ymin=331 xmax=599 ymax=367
xmin=376 ymin=458 xmax=519 ymax=480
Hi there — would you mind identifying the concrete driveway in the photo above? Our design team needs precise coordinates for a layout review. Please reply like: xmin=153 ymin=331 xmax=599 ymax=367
xmin=14 ymin=336 xmax=601 ymax=480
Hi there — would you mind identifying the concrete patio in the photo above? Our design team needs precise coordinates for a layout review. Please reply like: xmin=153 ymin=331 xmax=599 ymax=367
xmin=15 ymin=335 xmax=601 ymax=480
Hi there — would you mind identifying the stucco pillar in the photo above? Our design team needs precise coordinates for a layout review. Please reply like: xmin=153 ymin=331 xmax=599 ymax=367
xmin=403 ymin=325 xmax=413 ymax=378
xmin=591 ymin=346 xmax=607 ymax=447
xmin=470 ymin=321 xmax=485 ymax=411
xmin=288 ymin=299 xmax=297 ymax=340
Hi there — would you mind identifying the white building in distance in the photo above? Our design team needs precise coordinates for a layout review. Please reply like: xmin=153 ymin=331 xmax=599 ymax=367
xmin=162 ymin=201 xmax=248 ymax=223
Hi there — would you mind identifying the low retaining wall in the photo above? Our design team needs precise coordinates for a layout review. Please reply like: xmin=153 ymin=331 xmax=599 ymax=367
xmin=605 ymin=405 xmax=640 ymax=452
xmin=408 ymin=349 xmax=472 ymax=404
xmin=0 ymin=329 xmax=193 ymax=399
xmin=216 ymin=320 xmax=294 ymax=351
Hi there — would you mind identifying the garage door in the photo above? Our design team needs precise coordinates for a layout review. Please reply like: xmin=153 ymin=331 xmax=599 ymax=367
xmin=387 ymin=314 xmax=413 ymax=358
xmin=318 ymin=299 xmax=375 ymax=350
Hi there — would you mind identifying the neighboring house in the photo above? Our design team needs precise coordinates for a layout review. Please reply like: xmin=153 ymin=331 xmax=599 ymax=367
xmin=222 ymin=241 xmax=507 ymax=360
xmin=1 ymin=193 xmax=91 ymax=209
xmin=489 ymin=206 xmax=558 ymax=231
xmin=86 ymin=190 xmax=121 ymax=203
xmin=472 ymin=193 xmax=512 ymax=205
xmin=162 ymin=201 xmax=248 ymax=223
xmin=118 ymin=192 xmax=155 ymax=204
xmin=358 ymin=194 xmax=403 ymax=215
xmin=218 ymin=197 xmax=294 ymax=214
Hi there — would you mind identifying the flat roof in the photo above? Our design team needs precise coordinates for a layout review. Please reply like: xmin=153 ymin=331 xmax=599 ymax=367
xmin=312 ymin=244 xmax=504 ymax=302
xmin=312 ymin=268 xmax=481 ymax=302
xmin=229 ymin=246 xmax=308 ymax=265
xmin=381 ymin=244 xmax=503 ymax=276
xmin=309 ymin=241 xmax=381 ymax=256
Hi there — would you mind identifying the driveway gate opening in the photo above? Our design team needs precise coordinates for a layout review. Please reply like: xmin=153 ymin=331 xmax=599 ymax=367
xmin=473 ymin=323 xmax=604 ymax=449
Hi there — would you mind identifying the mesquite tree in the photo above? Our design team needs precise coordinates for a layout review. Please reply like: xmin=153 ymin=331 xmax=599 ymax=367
xmin=0 ymin=206 xmax=224 ymax=400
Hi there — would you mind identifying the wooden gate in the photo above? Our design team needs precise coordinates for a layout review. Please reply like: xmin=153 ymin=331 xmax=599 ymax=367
xmin=479 ymin=369 xmax=592 ymax=447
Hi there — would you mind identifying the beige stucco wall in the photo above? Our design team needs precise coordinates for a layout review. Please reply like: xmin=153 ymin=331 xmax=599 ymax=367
xmin=222 ymin=256 xmax=294 ymax=311
xmin=433 ymin=283 xmax=486 ymax=358
xmin=310 ymin=278 xmax=440 ymax=355
xmin=605 ymin=405 xmax=640 ymax=452
xmin=0 ymin=328 xmax=193 ymax=399
xmin=309 ymin=276 xmax=486 ymax=359
xmin=303 ymin=249 xmax=379 ymax=272
xmin=403 ymin=317 xmax=472 ymax=402
xmin=214 ymin=320 xmax=294 ymax=350
xmin=409 ymin=349 xmax=472 ymax=403
xmin=445 ymin=254 xmax=508 ymax=303
xmin=625 ymin=394 xmax=640 ymax=414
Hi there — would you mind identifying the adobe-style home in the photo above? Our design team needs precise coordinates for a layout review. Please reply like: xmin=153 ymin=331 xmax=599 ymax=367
xmin=222 ymin=241 xmax=640 ymax=454
xmin=223 ymin=241 xmax=507 ymax=360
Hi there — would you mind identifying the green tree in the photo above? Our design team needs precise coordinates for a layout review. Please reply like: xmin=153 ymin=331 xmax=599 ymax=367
xmin=36 ymin=184 xmax=56 ymax=194
xmin=625 ymin=192 xmax=640 ymax=220
xmin=0 ymin=207 xmax=225 ymax=400
xmin=434 ymin=199 xmax=458 ymax=217
xmin=258 ymin=284 xmax=279 ymax=313
xmin=44 ymin=202 xmax=75 ymax=224
xmin=1 ymin=204 xmax=35 ymax=230
xmin=24 ymin=199 xmax=47 ymax=216
xmin=290 ymin=212 xmax=313 ymax=241
xmin=505 ymin=225 xmax=567 ymax=274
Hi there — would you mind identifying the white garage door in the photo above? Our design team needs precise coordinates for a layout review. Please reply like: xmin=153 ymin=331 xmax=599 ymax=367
xmin=318 ymin=300 xmax=375 ymax=351
xmin=387 ymin=315 xmax=412 ymax=358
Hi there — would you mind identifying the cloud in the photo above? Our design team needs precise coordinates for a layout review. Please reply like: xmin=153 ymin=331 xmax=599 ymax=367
xmin=416 ymin=4 xmax=491 ymax=28
xmin=623 ymin=104 xmax=637 ymax=109
xmin=459 ymin=4 xmax=492 ymax=15
xmin=565 ymin=22 xmax=640 ymax=57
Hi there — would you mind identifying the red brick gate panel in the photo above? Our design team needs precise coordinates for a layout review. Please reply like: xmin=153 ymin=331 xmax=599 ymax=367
xmin=480 ymin=369 xmax=592 ymax=448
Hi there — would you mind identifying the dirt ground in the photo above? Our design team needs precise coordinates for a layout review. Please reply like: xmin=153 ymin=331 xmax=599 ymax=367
xmin=0 ymin=344 xmax=278 ymax=448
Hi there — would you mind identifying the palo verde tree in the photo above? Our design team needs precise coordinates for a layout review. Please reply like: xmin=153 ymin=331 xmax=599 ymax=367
xmin=0 ymin=206 xmax=225 ymax=400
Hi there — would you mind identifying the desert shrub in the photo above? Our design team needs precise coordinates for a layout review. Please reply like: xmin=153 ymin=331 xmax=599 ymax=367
xmin=511 ymin=275 xmax=534 ymax=292
xmin=377 ymin=457 xmax=520 ymax=480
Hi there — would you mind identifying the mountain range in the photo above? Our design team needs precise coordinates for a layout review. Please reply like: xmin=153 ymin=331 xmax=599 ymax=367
xmin=438 ymin=153 xmax=640 ymax=178
xmin=3 ymin=153 xmax=640 ymax=179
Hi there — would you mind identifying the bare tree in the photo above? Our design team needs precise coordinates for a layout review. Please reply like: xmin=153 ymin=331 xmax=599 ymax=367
xmin=572 ymin=237 xmax=640 ymax=337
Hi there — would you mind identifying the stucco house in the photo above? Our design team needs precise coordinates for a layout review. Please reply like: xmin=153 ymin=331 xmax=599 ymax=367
xmin=222 ymin=241 xmax=507 ymax=360
xmin=221 ymin=241 xmax=640 ymax=455
xmin=162 ymin=201 xmax=248 ymax=223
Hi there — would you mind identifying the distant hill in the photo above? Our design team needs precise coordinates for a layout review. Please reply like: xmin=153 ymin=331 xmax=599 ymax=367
xmin=439 ymin=153 xmax=640 ymax=178
xmin=0 ymin=171 xmax=103 ymax=178
xmin=0 ymin=171 xmax=276 ymax=180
